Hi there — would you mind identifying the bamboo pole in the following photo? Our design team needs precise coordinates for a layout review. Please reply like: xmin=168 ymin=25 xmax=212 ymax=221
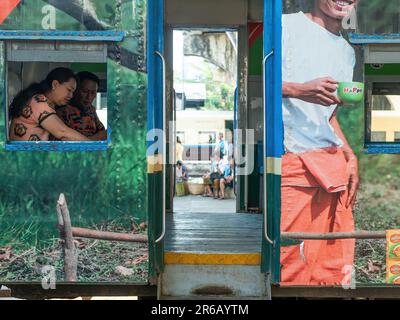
xmin=57 ymin=194 xmax=78 ymax=282
xmin=70 ymin=227 xmax=148 ymax=243
xmin=281 ymin=231 xmax=386 ymax=240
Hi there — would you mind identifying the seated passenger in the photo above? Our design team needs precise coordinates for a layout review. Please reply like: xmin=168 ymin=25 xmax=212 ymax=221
xmin=212 ymin=153 xmax=228 ymax=199
xmin=176 ymin=160 xmax=189 ymax=182
xmin=219 ymin=160 xmax=234 ymax=200
xmin=56 ymin=71 xmax=106 ymax=140
xmin=202 ymin=156 xmax=218 ymax=197
xmin=9 ymin=68 xmax=90 ymax=141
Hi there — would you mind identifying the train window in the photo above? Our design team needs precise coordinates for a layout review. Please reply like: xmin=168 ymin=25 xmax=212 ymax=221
xmin=363 ymin=61 xmax=400 ymax=153
xmin=369 ymin=84 xmax=400 ymax=143
xmin=371 ymin=131 xmax=387 ymax=142
xmin=349 ymin=40 xmax=400 ymax=154
xmin=2 ymin=37 xmax=114 ymax=151
xmin=198 ymin=131 xmax=216 ymax=144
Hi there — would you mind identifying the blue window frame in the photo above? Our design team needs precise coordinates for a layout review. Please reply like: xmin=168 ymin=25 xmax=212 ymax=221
xmin=349 ymin=33 xmax=400 ymax=154
xmin=0 ymin=30 xmax=124 ymax=152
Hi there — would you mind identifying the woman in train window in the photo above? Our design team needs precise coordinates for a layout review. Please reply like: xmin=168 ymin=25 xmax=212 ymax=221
xmin=9 ymin=67 xmax=91 ymax=141
xmin=56 ymin=71 xmax=107 ymax=141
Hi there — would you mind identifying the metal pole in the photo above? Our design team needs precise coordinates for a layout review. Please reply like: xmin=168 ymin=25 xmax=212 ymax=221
xmin=155 ymin=50 xmax=167 ymax=244
xmin=263 ymin=50 xmax=274 ymax=245
xmin=282 ymin=231 xmax=386 ymax=240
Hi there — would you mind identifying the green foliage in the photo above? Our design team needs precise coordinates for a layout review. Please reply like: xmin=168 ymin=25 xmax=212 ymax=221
xmin=337 ymin=102 xmax=400 ymax=185
xmin=175 ymin=55 xmax=236 ymax=111
xmin=202 ymin=59 xmax=235 ymax=111
xmin=337 ymin=103 xmax=364 ymax=157
xmin=354 ymin=183 xmax=400 ymax=283
xmin=338 ymin=101 xmax=400 ymax=284
xmin=358 ymin=0 xmax=400 ymax=34
xmin=205 ymin=82 xmax=235 ymax=111
xmin=0 ymin=219 xmax=148 ymax=282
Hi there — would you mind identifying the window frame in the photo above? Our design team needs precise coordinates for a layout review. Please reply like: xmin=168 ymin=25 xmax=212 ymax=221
xmin=349 ymin=33 xmax=400 ymax=154
xmin=371 ymin=131 xmax=387 ymax=142
xmin=198 ymin=130 xmax=216 ymax=145
xmin=0 ymin=30 xmax=124 ymax=152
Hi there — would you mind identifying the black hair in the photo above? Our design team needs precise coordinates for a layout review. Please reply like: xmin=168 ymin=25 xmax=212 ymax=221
xmin=9 ymin=67 xmax=77 ymax=119
xmin=177 ymin=160 xmax=183 ymax=166
xmin=41 ymin=67 xmax=78 ymax=93
xmin=177 ymin=136 xmax=182 ymax=144
xmin=9 ymin=83 xmax=43 ymax=118
xmin=77 ymin=71 xmax=100 ymax=86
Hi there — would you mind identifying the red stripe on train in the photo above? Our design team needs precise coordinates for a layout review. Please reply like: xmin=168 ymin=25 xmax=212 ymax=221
xmin=0 ymin=0 xmax=21 ymax=25
xmin=248 ymin=23 xmax=263 ymax=48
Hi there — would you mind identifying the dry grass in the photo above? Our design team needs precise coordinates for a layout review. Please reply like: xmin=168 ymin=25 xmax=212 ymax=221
xmin=0 ymin=220 xmax=148 ymax=283
xmin=354 ymin=183 xmax=400 ymax=284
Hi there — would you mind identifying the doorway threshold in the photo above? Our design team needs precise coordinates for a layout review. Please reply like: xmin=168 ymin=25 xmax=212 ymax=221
xmin=174 ymin=194 xmax=236 ymax=213
xmin=165 ymin=206 xmax=262 ymax=265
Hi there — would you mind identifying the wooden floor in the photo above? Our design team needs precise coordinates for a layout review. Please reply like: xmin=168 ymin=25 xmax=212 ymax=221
xmin=165 ymin=199 xmax=263 ymax=253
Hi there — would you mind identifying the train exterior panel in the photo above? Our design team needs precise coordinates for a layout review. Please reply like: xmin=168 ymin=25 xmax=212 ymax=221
xmin=1 ymin=0 xmax=400 ymax=300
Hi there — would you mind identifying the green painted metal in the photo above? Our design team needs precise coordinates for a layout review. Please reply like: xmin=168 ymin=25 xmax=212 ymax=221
xmin=0 ymin=0 xmax=148 ymax=283
xmin=261 ymin=173 xmax=281 ymax=284
xmin=365 ymin=63 xmax=400 ymax=76
xmin=249 ymin=32 xmax=263 ymax=76
xmin=70 ymin=63 xmax=108 ymax=73
xmin=148 ymin=172 xmax=164 ymax=279
xmin=247 ymin=147 xmax=261 ymax=210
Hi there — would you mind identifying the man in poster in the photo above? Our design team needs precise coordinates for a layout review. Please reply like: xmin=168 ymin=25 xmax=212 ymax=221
xmin=281 ymin=0 xmax=359 ymax=285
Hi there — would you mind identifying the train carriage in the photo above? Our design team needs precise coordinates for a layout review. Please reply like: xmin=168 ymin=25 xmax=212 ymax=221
xmin=1 ymin=0 xmax=400 ymax=300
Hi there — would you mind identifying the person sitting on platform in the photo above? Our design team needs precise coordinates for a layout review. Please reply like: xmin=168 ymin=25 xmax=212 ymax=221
xmin=219 ymin=160 xmax=234 ymax=200
xmin=212 ymin=153 xmax=228 ymax=199
xmin=202 ymin=155 xmax=218 ymax=197
xmin=176 ymin=160 xmax=189 ymax=182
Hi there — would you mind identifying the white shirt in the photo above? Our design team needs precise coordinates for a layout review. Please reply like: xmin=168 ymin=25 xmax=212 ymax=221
xmin=282 ymin=12 xmax=356 ymax=153
xmin=176 ymin=142 xmax=184 ymax=162
xmin=176 ymin=166 xmax=183 ymax=178
xmin=215 ymin=139 xmax=228 ymax=155
xmin=228 ymin=143 xmax=234 ymax=158
xmin=217 ymin=158 xmax=228 ymax=173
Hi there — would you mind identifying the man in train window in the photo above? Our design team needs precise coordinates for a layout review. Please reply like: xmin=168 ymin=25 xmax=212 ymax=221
xmin=56 ymin=71 xmax=107 ymax=141
xmin=281 ymin=0 xmax=359 ymax=285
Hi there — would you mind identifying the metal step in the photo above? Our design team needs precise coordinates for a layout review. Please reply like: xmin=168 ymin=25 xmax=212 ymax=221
xmin=160 ymin=264 xmax=270 ymax=299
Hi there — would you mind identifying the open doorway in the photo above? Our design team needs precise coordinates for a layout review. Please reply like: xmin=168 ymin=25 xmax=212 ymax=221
xmin=172 ymin=29 xmax=238 ymax=214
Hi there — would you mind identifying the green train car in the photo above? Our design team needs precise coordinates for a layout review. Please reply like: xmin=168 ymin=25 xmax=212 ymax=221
xmin=0 ymin=0 xmax=149 ymax=293
xmin=1 ymin=0 xmax=400 ymax=299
